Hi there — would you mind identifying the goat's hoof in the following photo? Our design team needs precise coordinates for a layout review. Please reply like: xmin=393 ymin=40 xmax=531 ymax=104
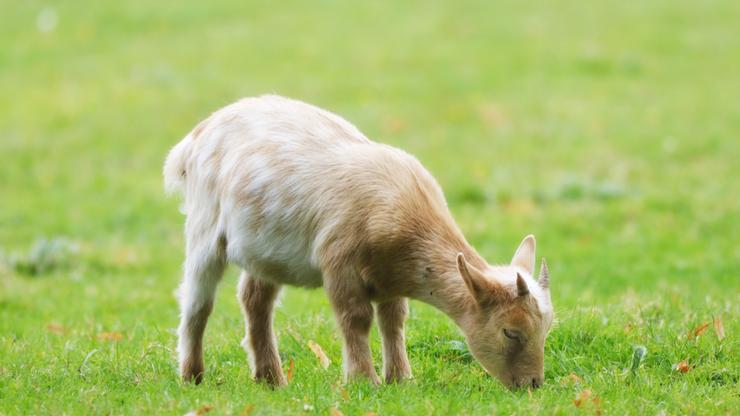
xmin=255 ymin=368 xmax=287 ymax=388
xmin=180 ymin=361 xmax=205 ymax=385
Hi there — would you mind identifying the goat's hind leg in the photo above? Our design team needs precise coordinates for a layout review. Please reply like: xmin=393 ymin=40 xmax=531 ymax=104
xmin=238 ymin=271 xmax=286 ymax=387
xmin=176 ymin=235 xmax=226 ymax=384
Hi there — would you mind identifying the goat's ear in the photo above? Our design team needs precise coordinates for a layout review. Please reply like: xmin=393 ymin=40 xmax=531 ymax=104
xmin=538 ymin=258 xmax=550 ymax=290
xmin=457 ymin=253 xmax=495 ymax=306
xmin=511 ymin=234 xmax=536 ymax=275
xmin=516 ymin=273 xmax=530 ymax=297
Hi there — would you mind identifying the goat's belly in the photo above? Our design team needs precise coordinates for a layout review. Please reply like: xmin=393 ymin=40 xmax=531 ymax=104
xmin=225 ymin=220 xmax=324 ymax=288
xmin=244 ymin=256 xmax=323 ymax=288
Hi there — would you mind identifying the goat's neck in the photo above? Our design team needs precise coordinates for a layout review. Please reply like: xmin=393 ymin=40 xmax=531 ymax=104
xmin=411 ymin=232 xmax=486 ymax=329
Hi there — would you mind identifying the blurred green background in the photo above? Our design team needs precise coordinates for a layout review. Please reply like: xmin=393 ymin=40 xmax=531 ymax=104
xmin=1 ymin=1 xmax=738 ymax=414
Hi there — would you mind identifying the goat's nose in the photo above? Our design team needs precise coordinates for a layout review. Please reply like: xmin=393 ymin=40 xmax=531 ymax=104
xmin=531 ymin=377 xmax=543 ymax=389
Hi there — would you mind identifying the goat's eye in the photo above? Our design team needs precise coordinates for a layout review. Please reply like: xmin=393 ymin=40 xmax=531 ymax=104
xmin=503 ymin=329 xmax=520 ymax=340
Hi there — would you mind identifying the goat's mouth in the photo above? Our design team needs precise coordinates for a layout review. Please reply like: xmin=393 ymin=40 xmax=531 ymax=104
xmin=481 ymin=366 xmax=544 ymax=390
xmin=508 ymin=374 xmax=545 ymax=390
xmin=470 ymin=350 xmax=532 ymax=389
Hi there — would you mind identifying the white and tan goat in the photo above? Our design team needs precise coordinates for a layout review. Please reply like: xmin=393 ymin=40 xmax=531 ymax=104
xmin=164 ymin=95 xmax=553 ymax=389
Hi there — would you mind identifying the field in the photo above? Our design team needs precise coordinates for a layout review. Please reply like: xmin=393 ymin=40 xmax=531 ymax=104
xmin=1 ymin=0 xmax=738 ymax=414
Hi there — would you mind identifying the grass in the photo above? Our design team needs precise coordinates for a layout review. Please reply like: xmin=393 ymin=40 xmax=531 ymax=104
xmin=1 ymin=0 xmax=738 ymax=414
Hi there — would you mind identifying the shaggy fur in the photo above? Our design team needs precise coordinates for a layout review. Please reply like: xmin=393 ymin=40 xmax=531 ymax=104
xmin=164 ymin=95 xmax=553 ymax=389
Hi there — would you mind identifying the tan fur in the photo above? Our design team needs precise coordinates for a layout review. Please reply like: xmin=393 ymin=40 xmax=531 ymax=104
xmin=164 ymin=95 xmax=553 ymax=389
xmin=377 ymin=299 xmax=412 ymax=383
xmin=238 ymin=272 xmax=285 ymax=386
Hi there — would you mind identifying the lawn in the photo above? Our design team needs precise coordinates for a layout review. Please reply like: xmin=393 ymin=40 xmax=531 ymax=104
xmin=1 ymin=0 xmax=738 ymax=414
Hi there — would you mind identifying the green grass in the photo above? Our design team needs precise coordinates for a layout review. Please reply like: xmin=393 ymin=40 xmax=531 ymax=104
xmin=1 ymin=0 xmax=739 ymax=414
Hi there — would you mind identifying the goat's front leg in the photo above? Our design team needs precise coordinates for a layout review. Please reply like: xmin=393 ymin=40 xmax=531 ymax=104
xmin=237 ymin=271 xmax=286 ymax=387
xmin=325 ymin=274 xmax=380 ymax=384
xmin=377 ymin=298 xmax=412 ymax=383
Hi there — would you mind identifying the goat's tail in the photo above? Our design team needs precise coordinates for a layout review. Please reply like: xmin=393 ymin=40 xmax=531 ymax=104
xmin=163 ymin=134 xmax=193 ymax=197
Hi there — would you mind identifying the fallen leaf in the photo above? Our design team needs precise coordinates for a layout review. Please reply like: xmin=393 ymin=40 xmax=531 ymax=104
xmin=47 ymin=323 xmax=66 ymax=334
xmin=573 ymin=389 xmax=602 ymax=413
xmin=307 ymin=340 xmax=331 ymax=369
xmin=184 ymin=405 xmax=213 ymax=416
xmin=240 ymin=404 xmax=255 ymax=416
xmin=713 ymin=316 xmax=725 ymax=341
xmin=592 ymin=395 xmax=603 ymax=416
xmin=573 ymin=389 xmax=592 ymax=407
xmin=330 ymin=406 xmax=343 ymax=416
xmin=561 ymin=373 xmax=583 ymax=385
xmin=689 ymin=322 xmax=710 ymax=340
xmin=286 ymin=358 xmax=294 ymax=382
xmin=365 ymin=413 xmax=378 ymax=416
xmin=97 ymin=332 xmax=124 ymax=341
xmin=674 ymin=359 xmax=690 ymax=373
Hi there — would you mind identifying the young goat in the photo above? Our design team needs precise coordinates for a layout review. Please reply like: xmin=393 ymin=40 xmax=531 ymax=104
xmin=164 ymin=95 xmax=553 ymax=389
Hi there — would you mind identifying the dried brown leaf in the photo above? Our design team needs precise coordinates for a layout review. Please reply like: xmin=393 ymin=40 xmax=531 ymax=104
xmin=592 ymin=395 xmax=603 ymax=415
xmin=561 ymin=373 xmax=583 ymax=385
xmin=691 ymin=322 xmax=711 ymax=339
xmin=674 ymin=359 xmax=690 ymax=373
xmin=573 ymin=389 xmax=592 ymax=407
xmin=330 ymin=406 xmax=343 ymax=416
xmin=97 ymin=332 xmax=124 ymax=341
xmin=307 ymin=340 xmax=331 ymax=369
xmin=185 ymin=405 xmax=213 ymax=416
xmin=286 ymin=358 xmax=294 ymax=382
xmin=713 ymin=316 xmax=725 ymax=341
xmin=573 ymin=389 xmax=602 ymax=413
